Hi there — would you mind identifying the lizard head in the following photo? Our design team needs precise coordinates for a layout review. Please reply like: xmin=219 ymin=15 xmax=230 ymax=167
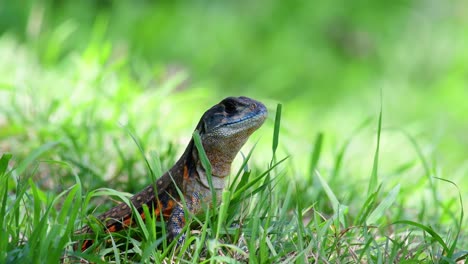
xmin=194 ymin=96 xmax=268 ymax=176
xmin=199 ymin=96 xmax=267 ymax=139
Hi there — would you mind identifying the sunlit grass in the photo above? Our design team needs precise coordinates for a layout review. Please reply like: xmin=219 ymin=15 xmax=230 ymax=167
xmin=1 ymin=73 xmax=467 ymax=262
xmin=1 ymin=6 xmax=467 ymax=261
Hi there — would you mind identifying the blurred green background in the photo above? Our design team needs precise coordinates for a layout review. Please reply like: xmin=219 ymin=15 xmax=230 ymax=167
xmin=1 ymin=0 xmax=467 ymax=218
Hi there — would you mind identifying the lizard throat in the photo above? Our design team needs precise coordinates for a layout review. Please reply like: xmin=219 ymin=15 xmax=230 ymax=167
xmin=195 ymin=162 xmax=226 ymax=190
xmin=189 ymin=139 xmax=235 ymax=178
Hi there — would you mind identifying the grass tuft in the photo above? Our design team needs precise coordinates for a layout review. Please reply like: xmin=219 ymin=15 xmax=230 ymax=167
xmin=0 ymin=27 xmax=467 ymax=262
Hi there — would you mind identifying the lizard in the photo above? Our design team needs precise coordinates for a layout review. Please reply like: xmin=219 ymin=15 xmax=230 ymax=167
xmin=75 ymin=96 xmax=267 ymax=251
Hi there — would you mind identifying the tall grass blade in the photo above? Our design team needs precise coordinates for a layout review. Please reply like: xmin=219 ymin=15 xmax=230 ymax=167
xmin=216 ymin=190 xmax=231 ymax=240
xmin=0 ymin=153 xmax=11 ymax=175
xmin=14 ymin=141 xmax=59 ymax=175
xmin=393 ymin=220 xmax=449 ymax=253
xmin=192 ymin=130 xmax=216 ymax=209
xmin=355 ymin=185 xmax=381 ymax=225
xmin=367 ymin=95 xmax=382 ymax=195
xmin=230 ymin=157 xmax=287 ymax=204
xmin=434 ymin=177 xmax=464 ymax=258
xmin=0 ymin=154 xmax=12 ymax=261
xmin=309 ymin=132 xmax=323 ymax=184
xmin=123 ymin=125 xmax=155 ymax=179
xmin=400 ymin=130 xmax=440 ymax=215
xmin=366 ymin=184 xmax=400 ymax=225
xmin=232 ymin=144 xmax=256 ymax=187
xmin=314 ymin=170 xmax=347 ymax=225
xmin=272 ymin=103 xmax=282 ymax=158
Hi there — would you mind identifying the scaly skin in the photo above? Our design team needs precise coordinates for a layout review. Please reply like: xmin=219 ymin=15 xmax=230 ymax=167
xmin=75 ymin=96 xmax=267 ymax=250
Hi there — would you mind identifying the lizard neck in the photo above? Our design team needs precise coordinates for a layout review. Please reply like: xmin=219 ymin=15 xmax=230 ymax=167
xmin=174 ymin=139 xmax=228 ymax=190
xmin=174 ymin=135 xmax=247 ymax=179
xmin=199 ymin=134 xmax=250 ymax=177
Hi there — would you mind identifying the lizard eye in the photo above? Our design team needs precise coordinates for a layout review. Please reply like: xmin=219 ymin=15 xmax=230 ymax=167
xmin=224 ymin=101 xmax=237 ymax=114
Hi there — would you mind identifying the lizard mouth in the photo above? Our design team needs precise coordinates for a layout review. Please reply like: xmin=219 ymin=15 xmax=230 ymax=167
xmin=200 ymin=96 xmax=268 ymax=137
xmin=223 ymin=105 xmax=268 ymax=127
xmin=212 ymin=103 xmax=267 ymax=139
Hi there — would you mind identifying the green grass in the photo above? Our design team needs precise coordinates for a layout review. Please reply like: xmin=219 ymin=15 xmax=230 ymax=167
xmin=0 ymin=90 xmax=466 ymax=262
xmin=1 ymin=1 xmax=468 ymax=263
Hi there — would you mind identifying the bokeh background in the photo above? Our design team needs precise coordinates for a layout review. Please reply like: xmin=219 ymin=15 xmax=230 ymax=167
xmin=1 ymin=0 xmax=467 ymax=228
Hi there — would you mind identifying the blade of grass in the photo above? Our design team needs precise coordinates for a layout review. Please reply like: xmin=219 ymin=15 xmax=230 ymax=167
xmin=399 ymin=129 xmax=440 ymax=216
xmin=366 ymin=184 xmax=400 ymax=225
xmin=230 ymin=157 xmax=287 ymax=204
xmin=355 ymin=185 xmax=382 ymax=225
xmin=0 ymin=153 xmax=11 ymax=175
xmin=434 ymin=177 xmax=464 ymax=259
xmin=232 ymin=144 xmax=257 ymax=188
xmin=192 ymin=130 xmax=216 ymax=216
xmin=393 ymin=220 xmax=449 ymax=253
xmin=308 ymin=132 xmax=323 ymax=186
xmin=295 ymin=182 xmax=306 ymax=264
xmin=14 ymin=141 xmax=60 ymax=175
xmin=367 ymin=92 xmax=382 ymax=195
xmin=216 ymin=190 xmax=231 ymax=240
xmin=0 ymin=154 xmax=12 ymax=260
xmin=123 ymin=125 xmax=155 ymax=179
xmin=314 ymin=170 xmax=347 ymax=226
xmin=271 ymin=103 xmax=282 ymax=159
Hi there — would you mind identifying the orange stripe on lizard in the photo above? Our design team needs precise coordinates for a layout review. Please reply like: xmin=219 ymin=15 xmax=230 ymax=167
xmin=183 ymin=165 xmax=189 ymax=180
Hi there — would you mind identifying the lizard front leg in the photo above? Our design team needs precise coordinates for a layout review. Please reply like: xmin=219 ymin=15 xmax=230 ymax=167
xmin=167 ymin=205 xmax=186 ymax=244
xmin=167 ymin=191 xmax=203 ymax=244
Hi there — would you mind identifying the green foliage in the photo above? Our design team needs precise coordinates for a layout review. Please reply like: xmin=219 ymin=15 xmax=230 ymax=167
xmin=1 ymin=0 xmax=467 ymax=263
xmin=0 ymin=152 xmax=82 ymax=263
